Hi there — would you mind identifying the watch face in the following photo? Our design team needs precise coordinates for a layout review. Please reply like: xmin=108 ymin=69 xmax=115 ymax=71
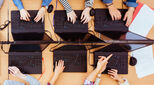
xmin=98 ymin=74 xmax=101 ymax=77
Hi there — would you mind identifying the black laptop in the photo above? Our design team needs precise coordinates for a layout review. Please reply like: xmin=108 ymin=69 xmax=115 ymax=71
xmin=53 ymin=45 xmax=87 ymax=72
xmin=94 ymin=9 xmax=128 ymax=39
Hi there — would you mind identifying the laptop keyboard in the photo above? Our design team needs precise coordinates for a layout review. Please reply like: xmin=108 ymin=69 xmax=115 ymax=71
xmin=54 ymin=50 xmax=87 ymax=72
xmin=94 ymin=52 xmax=128 ymax=74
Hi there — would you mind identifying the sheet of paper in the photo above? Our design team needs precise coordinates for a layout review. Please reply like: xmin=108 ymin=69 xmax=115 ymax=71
xmin=131 ymin=45 xmax=154 ymax=78
xmin=129 ymin=4 xmax=154 ymax=37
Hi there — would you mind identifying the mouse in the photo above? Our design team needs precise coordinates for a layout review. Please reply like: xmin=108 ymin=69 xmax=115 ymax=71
xmin=129 ymin=57 xmax=137 ymax=66
xmin=47 ymin=4 xmax=54 ymax=13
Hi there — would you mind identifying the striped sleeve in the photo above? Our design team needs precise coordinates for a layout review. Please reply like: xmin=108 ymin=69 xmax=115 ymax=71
xmin=59 ymin=0 xmax=73 ymax=13
xmin=85 ymin=0 xmax=94 ymax=8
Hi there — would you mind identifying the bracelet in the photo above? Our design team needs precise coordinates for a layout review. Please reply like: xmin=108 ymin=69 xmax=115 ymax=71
xmin=106 ymin=3 xmax=113 ymax=7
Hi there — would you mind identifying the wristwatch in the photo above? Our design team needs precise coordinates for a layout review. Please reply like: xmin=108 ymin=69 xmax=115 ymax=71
xmin=97 ymin=74 xmax=101 ymax=78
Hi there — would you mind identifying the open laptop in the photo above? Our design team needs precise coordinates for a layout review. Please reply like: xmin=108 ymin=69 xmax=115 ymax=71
xmin=54 ymin=10 xmax=103 ymax=42
xmin=53 ymin=45 xmax=87 ymax=72
xmin=94 ymin=9 xmax=128 ymax=39
xmin=93 ymin=31 xmax=152 ymax=74
xmin=11 ymin=10 xmax=45 ymax=41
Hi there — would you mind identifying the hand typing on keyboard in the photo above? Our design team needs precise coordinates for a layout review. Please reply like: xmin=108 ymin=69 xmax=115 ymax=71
xmin=67 ymin=11 xmax=77 ymax=24
xmin=108 ymin=69 xmax=126 ymax=84
xmin=20 ymin=9 xmax=31 ymax=21
xmin=81 ymin=7 xmax=92 ymax=24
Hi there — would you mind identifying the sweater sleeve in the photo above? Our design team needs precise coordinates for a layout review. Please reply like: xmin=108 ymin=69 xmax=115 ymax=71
xmin=59 ymin=0 xmax=73 ymax=13
xmin=12 ymin=0 xmax=24 ymax=10
xmin=42 ymin=0 xmax=52 ymax=7
xmin=0 ymin=0 xmax=4 ymax=8
xmin=3 ymin=80 xmax=25 ymax=85
xmin=124 ymin=0 xmax=138 ymax=7
xmin=24 ymin=75 xmax=40 ymax=85
xmin=85 ymin=0 xmax=94 ymax=8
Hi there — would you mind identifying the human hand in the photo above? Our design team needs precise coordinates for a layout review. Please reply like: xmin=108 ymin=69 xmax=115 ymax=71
xmin=96 ymin=54 xmax=112 ymax=73
xmin=123 ymin=7 xmax=135 ymax=27
xmin=34 ymin=7 xmax=46 ymax=22
xmin=108 ymin=5 xmax=122 ymax=21
xmin=108 ymin=69 xmax=124 ymax=83
xmin=54 ymin=60 xmax=65 ymax=76
xmin=20 ymin=9 xmax=30 ymax=21
xmin=81 ymin=7 xmax=92 ymax=24
xmin=8 ymin=66 xmax=26 ymax=79
xmin=67 ymin=11 xmax=77 ymax=24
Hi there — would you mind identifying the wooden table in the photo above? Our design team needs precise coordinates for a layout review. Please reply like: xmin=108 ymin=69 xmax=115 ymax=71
xmin=0 ymin=0 xmax=154 ymax=85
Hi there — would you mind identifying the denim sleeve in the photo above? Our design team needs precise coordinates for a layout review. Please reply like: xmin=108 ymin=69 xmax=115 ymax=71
xmin=24 ymin=75 xmax=40 ymax=85
xmin=12 ymin=0 xmax=24 ymax=10
xmin=42 ymin=0 xmax=52 ymax=7
xmin=124 ymin=0 xmax=138 ymax=7
xmin=101 ymin=0 xmax=113 ymax=4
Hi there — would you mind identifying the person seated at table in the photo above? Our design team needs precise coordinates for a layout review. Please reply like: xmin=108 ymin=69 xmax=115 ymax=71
xmin=84 ymin=54 xmax=130 ymax=85
xmin=59 ymin=0 xmax=93 ymax=24
xmin=0 ymin=0 xmax=4 ymax=8
xmin=3 ymin=60 xmax=65 ymax=85
xmin=102 ymin=0 xmax=138 ymax=27
xmin=12 ymin=0 xmax=52 ymax=22
xmin=3 ymin=66 xmax=41 ymax=85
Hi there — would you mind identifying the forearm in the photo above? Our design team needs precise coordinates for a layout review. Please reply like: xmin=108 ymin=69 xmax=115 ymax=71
xmin=13 ymin=0 xmax=24 ymax=10
xmin=59 ymin=0 xmax=73 ymax=13
xmin=42 ymin=0 xmax=52 ymax=7
xmin=86 ymin=69 xmax=100 ymax=82
xmin=50 ymin=74 xmax=59 ymax=85
xmin=85 ymin=0 xmax=94 ymax=8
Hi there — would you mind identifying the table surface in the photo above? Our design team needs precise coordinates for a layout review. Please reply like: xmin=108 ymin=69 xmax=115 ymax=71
xmin=0 ymin=0 xmax=154 ymax=85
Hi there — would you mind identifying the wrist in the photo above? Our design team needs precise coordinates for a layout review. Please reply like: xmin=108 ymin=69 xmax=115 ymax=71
xmin=106 ymin=3 xmax=113 ymax=8
xmin=117 ymin=77 xmax=124 ymax=83
xmin=17 ymin=73 xmax=27 ymax=79
xmin=85 ymin=7 xmax=92 ymax=10
xmin=128 ymin=7 xmax=135 ymax=12
xmin=42 ymin=6 xmax=48 ymax=9
xmin=95 ymin=68 xmax=101 ymax=74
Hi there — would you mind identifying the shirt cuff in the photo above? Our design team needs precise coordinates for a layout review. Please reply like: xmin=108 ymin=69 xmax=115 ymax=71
xmin=124 ymin=1 xmax=138 ymax=7
xmin=102 ymin=0 xmax=113 ymax=4
xmin=84 ymin=79 xmax=95 ymax=85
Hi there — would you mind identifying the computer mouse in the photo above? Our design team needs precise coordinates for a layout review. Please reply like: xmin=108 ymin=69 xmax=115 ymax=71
xmin=90 ymin=8 xmax=95 ymax=16
xmin=129 ymin=57 xmax=137 ymax=66
xmin=47 ymin=4 xmax=54 ymax=13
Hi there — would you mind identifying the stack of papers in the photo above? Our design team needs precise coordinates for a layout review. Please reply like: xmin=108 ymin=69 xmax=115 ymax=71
xmin=129 ymin=4 xmax=154 ymax=37
xmin=131 ymin=45 xmax=154 ymax=78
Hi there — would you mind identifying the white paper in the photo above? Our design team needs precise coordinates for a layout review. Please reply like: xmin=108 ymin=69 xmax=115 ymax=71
xmin=129 ymin=5 xmax=154 ymax=37
xmin=131 ymin=45 xmax=154 ymax=78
